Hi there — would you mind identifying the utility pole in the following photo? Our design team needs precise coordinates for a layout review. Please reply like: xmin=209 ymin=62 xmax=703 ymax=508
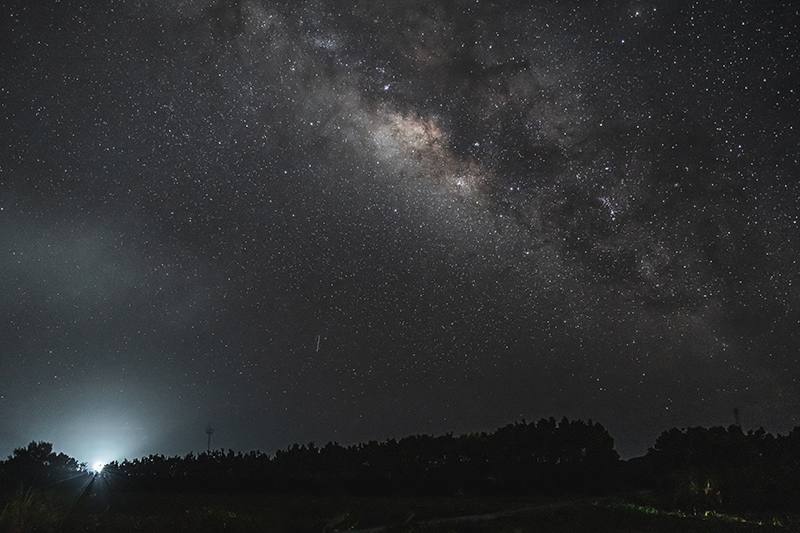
xmin=206 ymin=428 xmax=215 ymax=452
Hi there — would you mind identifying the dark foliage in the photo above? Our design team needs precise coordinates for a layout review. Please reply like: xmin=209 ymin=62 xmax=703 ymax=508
xmin=0 ymin=441 xmax=87 ymax=490
xmin=98 ymin=417 xmax=619 ymax=496
xmin=644 ymin=425 xmax=800 ymax=513
xmin=5 ymin=422 xmax=800 ymax=520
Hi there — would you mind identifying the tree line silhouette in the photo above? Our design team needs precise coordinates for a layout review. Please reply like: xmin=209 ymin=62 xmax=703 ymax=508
xmin=0 ymin=441 xmax=85 ymax=489
xmin=642 ymin=424 xmax=800 ymax=513
xmin=1 ymin=418 xmax=616 ymax=497
xmin=100 ymin=418 xmax=618 ymax=496
xmin=3 ymin=419 xmax=800 ymax=513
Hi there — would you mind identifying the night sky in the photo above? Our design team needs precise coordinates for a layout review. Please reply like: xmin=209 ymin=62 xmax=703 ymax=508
xmin=2 ymin=0 xmax=799 ymax=466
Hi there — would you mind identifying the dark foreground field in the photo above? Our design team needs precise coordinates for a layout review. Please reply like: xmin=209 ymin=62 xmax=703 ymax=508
xmin=4 ymin=488 xmax=796 ymax=533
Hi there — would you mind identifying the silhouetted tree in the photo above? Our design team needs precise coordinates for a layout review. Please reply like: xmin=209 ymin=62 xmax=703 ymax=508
xmin=1 ymin=441 xmax=85 ymax=489
xmin=646 ymin=424 xmax=800 ymax=513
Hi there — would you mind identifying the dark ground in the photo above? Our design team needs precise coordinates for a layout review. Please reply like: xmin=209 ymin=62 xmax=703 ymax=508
xmin=4 ymin=483 xmax=796 ymax=533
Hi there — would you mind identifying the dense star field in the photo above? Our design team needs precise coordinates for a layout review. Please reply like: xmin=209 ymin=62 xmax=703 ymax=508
xmin=1 ymin=0 xmax=798 ymax=464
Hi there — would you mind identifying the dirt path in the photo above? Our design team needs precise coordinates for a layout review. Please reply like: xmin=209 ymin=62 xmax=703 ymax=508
xmin=348 ymin=498 xmax=588 ymax=532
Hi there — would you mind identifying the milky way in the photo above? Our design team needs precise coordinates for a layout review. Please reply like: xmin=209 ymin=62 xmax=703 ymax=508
xmin=2 ymin=0 xmax=799 ymax=462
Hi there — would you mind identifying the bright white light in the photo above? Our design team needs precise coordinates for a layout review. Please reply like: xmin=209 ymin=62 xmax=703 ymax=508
xmin=93 ymin=462 xmax=105 ymax=472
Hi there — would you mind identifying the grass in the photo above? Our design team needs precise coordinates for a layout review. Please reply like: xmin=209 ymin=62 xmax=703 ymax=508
xmin=71 ymin=492 xmax=547 ymax=532
xmin=397 ymin=498 xmax=794 ymax=532
xmin=0 ymin=488 xmax=69 ymax=533
xmin=2 ymin=487 xmax=797 ymax=532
